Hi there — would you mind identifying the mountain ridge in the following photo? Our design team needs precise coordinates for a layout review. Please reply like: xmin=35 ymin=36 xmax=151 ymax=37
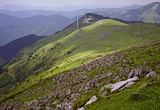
xmin=0 ymin=34 xmax=45 ymax=66
xmin=0 ymin=13 xmax=70 ymax=46
xmin=96 ymin=2 xmax=160 ymax=23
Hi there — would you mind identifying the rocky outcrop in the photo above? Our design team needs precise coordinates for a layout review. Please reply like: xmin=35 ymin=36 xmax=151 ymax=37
xmin=128 ymin=67 xmax=151 ymax=78
xmin=104 ymin=77 xmax=139 ymax=93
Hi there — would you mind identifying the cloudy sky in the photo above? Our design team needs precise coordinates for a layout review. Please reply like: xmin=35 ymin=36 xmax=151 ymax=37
xmin=0 ymin=0 xmax=160 ymax=7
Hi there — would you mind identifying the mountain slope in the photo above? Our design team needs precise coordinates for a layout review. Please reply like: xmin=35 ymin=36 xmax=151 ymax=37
xmin=0 ymin=39 xmax=160 ymax=109
xmin=0 ymin=34 xmax=45 ymax=66
xmin=97 ymin=2 xmax=160 ymax=23
xmin=0 ymin=13 xmax=160 ymax=97
xmin=0 ymin=13 xmax=71 ymax=46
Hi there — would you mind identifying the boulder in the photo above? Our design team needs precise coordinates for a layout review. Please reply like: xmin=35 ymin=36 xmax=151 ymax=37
xmin=127 ymin=77 xmax=139 ymax=82
xmin=138 ymin=82 xmax=155 ymax=89
xmin=128 ymin=67 xmax=151 ymax=78
xmin=85 ymin=96 xmax=98 ymax=106
xmin=157 ymin=64 xmax=160 ymax=69
xmin=56 ymin=103 xmax=73 ymax=110
xmin=111 ymin=81 xmax=128 ymax=93
xmin=145 ymin=71 xmax=158 ymax=78
xmin=128 ymin=70 xmax=134 ymax=78
xmin=101 ymin=91 xmax=108 ymax=97
xmin=23 ymin=101 xmax=33 ymax=106
xmin=77 ymin=107 xmax=84 ymax=110
xmin=46 ymin=107 xmax=53 ymax=110
xmin=105 ymin=77 xmax=139 ymax=93
xmin=100 ymin=87 xmax=104 ymax=92
xmin=119 ymin=82 xmax=134 ymax=91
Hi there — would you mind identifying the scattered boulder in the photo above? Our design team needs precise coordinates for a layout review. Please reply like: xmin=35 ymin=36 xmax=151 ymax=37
xmin=157 ymin=64 xmax=160 ymax=69
xmin=77 ymin=107 xmax=84 ymax=110
xmin=104 ymin=77 xmax=139 ymax=93
xmin=145 ymin=71 xmax=158 ymax=78
xmin=128 ymin=69 xmax=135 ymax=78
xmin=128 ymin=67 xmax=151 ymax=78
xmin=100 ymin=87 xmax=104 ymax=92
xmin=138 ymin=82 xmax=155 ymax=89
xmin=85 ymin=96 xmax=98 ymax=106
xmin=23 ymin=101 xmax=33 ymax=106
xmin=46 ymin=107 xmax=53 ymax=110
xmin=110 ymin=81 xmax=128 ymax=93
xmin=66 ymin=89 xmax=72 ymax=95
xmin=101 ymin=91 xmax=108 ymax=97
xmin=56 ymin=103 xmax=73 ymax=110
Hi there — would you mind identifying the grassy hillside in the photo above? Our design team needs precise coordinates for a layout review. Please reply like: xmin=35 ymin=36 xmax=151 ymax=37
xmin=97 ymin=2 xmax=160 ymax=23
xmin=0 ymin=34 xmax=46 ymax=67
xmin=0 ymin=39 xmax=159 ymax=109
xmin=0 ymin=15 xmax=160 ymax=95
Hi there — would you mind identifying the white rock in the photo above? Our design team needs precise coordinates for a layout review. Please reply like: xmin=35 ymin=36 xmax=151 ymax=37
xmin=127 ymin=77 xmax=139 ymax=82
xmin=106 ymin=77 xmax=139 ymax=93
xmin=78 ymin=107 xmax=84 ymax=110
xmin=100 ymin=87 xmax=104 ymax=92
xmin=104 ymin=84 xmax=113 ymax=88
xmin=85 ymin=96 xmax=98 ymax=106
xmin=111 ymin=81 xmax=128 ymax=93
xmin=119 ymin=82 xmax=134 ymax=91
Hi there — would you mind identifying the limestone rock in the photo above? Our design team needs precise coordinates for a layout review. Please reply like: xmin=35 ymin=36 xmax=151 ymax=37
xmin=157 ymin=64 xmax=160 ymax=69
xmin=46 ymin=107 xmax=53 ymax=110
xmin=145 ymin=71 xmax=158 ymax=78
xmin=138 ymin=82 xmax=155 ymax=89
xmin=77 ymin=107 xmax=84 ymax=110
xmin=100 ymin=87 xmax=104 ymax=92
xmin=56 ymin=103 xmax=73 ymax=110
xmin=110 ymin=81 xmax=128 ymax=93
xmin=104 ymin=77 xmax=139 ymax=93
xmin=85 ymin=96 xmax=98 ymax=106
xmin=101 ymin=91 xmax=108 ymax=97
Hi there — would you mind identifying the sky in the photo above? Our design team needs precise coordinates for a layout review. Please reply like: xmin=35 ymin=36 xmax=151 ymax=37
xmin=0 ymin=0 xmax=160 ymax=7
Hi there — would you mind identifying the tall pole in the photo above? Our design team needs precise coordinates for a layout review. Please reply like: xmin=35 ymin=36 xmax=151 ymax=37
xmin=77 ymin=13 xmax=79 ymax=28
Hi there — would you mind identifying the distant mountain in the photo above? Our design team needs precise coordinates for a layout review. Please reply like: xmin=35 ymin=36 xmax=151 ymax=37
xmin=0 ymin=5 xmax=142 ymax=18
xmin=0 ymin=4 xmax=142 ymax=12
xmin=0 ymin=13 xmax=20 ymax=25
xmin=0 ymin=13 xmax=70 ymax=46
xmin=0 ymin=34 xmax=45 ymax=66
xmin=96 ymin=2 xmax=160 ymax=23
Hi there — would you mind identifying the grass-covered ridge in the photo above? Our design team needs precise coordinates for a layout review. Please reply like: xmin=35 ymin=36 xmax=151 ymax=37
xmin=0 ymin=16 xmax=160 ymax=100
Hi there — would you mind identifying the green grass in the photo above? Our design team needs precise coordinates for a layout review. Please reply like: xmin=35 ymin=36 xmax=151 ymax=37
xmin=86 ymin=79 xmax=160 ymax=110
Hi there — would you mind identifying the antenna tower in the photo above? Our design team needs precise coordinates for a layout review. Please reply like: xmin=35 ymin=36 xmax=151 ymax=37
xmin=77 ymin=13 xmax=79 ymax=28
